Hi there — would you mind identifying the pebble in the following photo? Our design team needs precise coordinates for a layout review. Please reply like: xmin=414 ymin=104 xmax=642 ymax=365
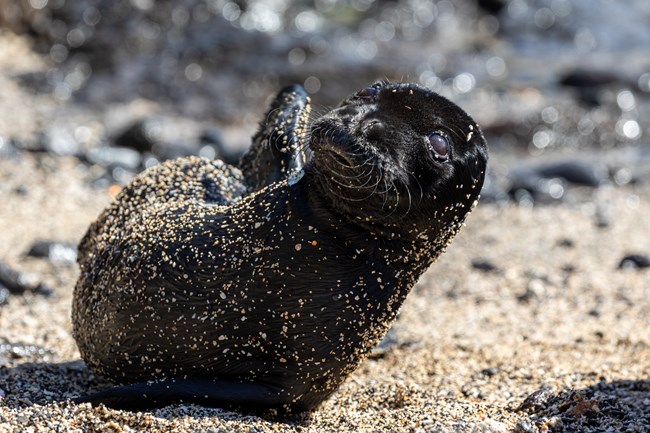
xmin=26 ymin=240 xmax=78 ymax=266
xmin=516 ymin=388 xmax=552 ymax=412
xmin=114 ymin=118 xmax=165 ymax=153
xmin=471 ymin=259 xmax=500 ymax=273
xmin=537 ymin=161 xmax=605 ymax=187
xmin=618 ymin=254 xmax=650 ymax=269
xmin=200 ymin=128 xmax=243 ymax=166
xmin=0 ymin=260 xmax=54 ymax=297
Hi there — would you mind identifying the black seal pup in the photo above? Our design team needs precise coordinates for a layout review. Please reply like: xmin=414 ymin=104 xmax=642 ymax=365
xmin=72 ymin=81 xmax=488 ymax=413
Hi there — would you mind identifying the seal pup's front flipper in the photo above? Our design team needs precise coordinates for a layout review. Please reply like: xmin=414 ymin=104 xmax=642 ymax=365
xmin=240 ymin=85 xmax=311 ymax=191
xmin=74 ymin=377 xmax=294 ymax=412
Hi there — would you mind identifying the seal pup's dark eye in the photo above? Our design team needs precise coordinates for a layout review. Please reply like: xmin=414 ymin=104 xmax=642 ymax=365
xmin=428 ymin=132 xmax=450 ymax=161
xmin=355 ymin=87 xmax=379 ymax=100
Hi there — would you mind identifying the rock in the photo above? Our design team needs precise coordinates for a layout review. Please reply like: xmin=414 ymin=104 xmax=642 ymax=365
xmin=481 ymin=367 xmax=500 ymax=377
xmin=113 ymin=118 xmax=164 ymax=153
xmin=508 ymin=159 xmax=606 ymax=205
xmin=618 ymin=254 xmax=650 ymax=269
xmin=508 ymin=165 xmax=565 ymax=205
xmin=476 ymin=0 xmax=506 ymax=15
xmin=537 ymin=161 xmax=605 ymax=187
xmin=26 ymin=240 xmax=78 ymax=266
xmin=200 ymin=127 xmax=243 ymax=166
xmin=471 ymin=259 xmax=499 ymax=273
xmin=516 ymin=388 xmax=552 ymax=412
xmin=0 ymin=260 xmax=54 ymax=297
xmin=559 ymin=69 xmax=624 ymax=89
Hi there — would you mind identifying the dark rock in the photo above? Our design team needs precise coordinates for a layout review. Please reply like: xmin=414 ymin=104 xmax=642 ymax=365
xmin=471 ymin=259 xmax=499 ymax=273
xmin=508 ymin=159 xmax=606 ymax=205
xmin=26 ymin=241 xmax=77 ymax=266
xmin=200 ymin=128 xmax=243 ymax=166
xmin=517 ymin=279 xmax=546 ymax=304
xmin=559 ymin=69 xmax=623 ymax=89
xmin=13 ymin=185 xmax=28 ymax=196
xmin=513 ymin=420 xmax=536 ymax=433
xmin=0 ymin=260 xmax=54 ymax=298
xmin=537 ymin=161 xmax=605 ymax=187
xmin=114 ymin=118 xmax=162 ymax=153
xmin=481 ymin=367 xmax=500 ymax=377
xmin=618 ymin=254 xmax=650 ymax=269
xmin=557 ymin=238 xmax=575 ymax=248
xmin=508 ymin=165 xmax=564 ymax=205
xmin=516 ymin=388 xmax=552 ymax=412
xmin=476 ymin=0 xmax=506 ymax=15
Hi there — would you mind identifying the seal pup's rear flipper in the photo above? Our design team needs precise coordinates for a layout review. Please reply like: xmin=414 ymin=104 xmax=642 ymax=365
xmin=74 ymin=377 xmax=292 ymax=412
xmin=240 ymin=85 xmax=312 ymax=191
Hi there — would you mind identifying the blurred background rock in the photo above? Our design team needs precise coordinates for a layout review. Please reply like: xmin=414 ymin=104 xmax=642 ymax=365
xmin=1 ymin=0 xmax=649 ymax=200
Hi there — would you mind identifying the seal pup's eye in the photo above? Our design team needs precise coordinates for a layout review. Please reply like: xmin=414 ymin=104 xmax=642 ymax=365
xmin=355 ymin=87 xmax=379 ymax=100
xmin=428 ymin=132 xmax=450 ymax=161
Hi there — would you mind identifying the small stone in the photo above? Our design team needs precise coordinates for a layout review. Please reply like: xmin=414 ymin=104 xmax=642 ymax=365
xmin=481 ymin=367 xmax=500 ymax=377
xmin=0 ymin=260 xmax=54 ymax=297
xmin=26 ymin=240 xmax=77 ymax=265
xmin=537 ymin=161 xmax=605 ymax=187
xmin=471 ymin=259 xmax=499 ymax=273
xmin=618 ymin=254 xmax=650 ymax=269
xmin=114 ymin=118 xmax=164 ymax=153
xmin=516 ymin=388 xmax=552 ymax=412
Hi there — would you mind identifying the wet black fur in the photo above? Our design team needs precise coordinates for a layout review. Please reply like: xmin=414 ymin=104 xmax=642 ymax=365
xmin=72 ymin=82 xmax=487 ymax=414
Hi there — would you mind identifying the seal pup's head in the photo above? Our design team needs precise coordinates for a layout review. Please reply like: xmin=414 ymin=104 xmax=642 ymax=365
xmin=308 ymin=81 xmax=488 ymax=240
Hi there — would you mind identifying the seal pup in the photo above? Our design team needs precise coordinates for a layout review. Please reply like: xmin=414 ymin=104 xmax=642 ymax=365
xmin=72 ymin=81 xmax=488 ymax=413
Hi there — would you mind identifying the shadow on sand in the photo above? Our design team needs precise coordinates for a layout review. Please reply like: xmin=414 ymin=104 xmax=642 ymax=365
xmin=517 ymin=378 xmax=650 ymax=432
xmin=0 ymin=357 xmax=309 ymax=425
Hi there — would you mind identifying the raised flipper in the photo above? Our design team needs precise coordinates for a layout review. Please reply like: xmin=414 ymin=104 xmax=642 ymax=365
xmin=239 ymin=85 xmax=311 ymax=191
xmin=74 ymin=377 xmax=293 ymax=412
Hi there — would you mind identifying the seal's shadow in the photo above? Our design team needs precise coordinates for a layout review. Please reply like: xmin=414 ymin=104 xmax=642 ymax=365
xmin=0 ymin=359 xmax=310 ymax=424
xmin=518 ymin=379 xmax=650 ymax=431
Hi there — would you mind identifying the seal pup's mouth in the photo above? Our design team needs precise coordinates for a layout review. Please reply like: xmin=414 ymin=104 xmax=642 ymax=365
xmin=309 ymin=119 xmax=362 ymax=169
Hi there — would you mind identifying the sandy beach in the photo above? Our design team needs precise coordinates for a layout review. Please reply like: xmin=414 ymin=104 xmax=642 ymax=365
xmin=1 ymin=145 xmax=649 ymax=432
xmin=1 ymin=3 xmax=650 ymax=430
